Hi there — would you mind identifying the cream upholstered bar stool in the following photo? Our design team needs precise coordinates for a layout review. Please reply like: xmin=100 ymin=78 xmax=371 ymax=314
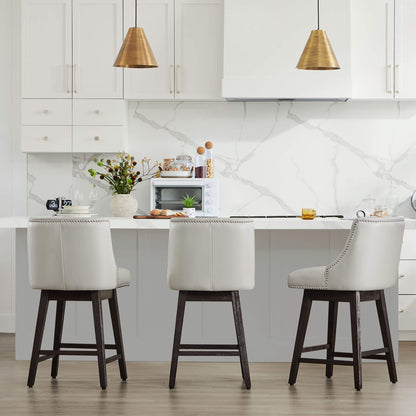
xmin=167 ymin=218 xmax=255 ymax=389
xmin=27 ymin=217 xmax=130 ymax=389
xmin=288 ymin=217 xmax=404 ymax=391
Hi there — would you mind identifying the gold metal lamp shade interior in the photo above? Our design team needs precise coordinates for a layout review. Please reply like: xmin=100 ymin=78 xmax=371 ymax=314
xmin=114 ymin=27 xmax=158 ymax=68
xmin=297 ymin=29 xmax=340 ymax=70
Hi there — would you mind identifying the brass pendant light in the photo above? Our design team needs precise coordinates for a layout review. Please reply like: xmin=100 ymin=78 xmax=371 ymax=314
xmin=114 ymin=0 xmax=158 ymax=68
xmin=297 ymin=0 xmax=340 ymax=70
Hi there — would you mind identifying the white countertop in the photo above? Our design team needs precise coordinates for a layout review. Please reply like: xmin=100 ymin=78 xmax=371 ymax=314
xmin=1 ymin=216 xmax=416 ymax=230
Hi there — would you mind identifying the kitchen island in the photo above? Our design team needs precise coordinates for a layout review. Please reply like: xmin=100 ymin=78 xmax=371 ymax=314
xmin=4 ymin=217 xmax=415 ymax=362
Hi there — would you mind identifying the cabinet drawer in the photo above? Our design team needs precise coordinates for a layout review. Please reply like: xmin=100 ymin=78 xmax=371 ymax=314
xmin=73 ymin=126 xmax=125 ymax=153
xmin=21 ymin=99 xmax=71 ymax=125
xmin=400 ymin=230 xmax=416 ymax=259
xmin=399 ymin=295 xmax=416 ymax=331
xmin=73 ymin=100 xmax=125 ymax=125
xmin=399 ymin=261 xmax=416 ymax=294
xmin=21 ymin=126 xmax=72 ymax=153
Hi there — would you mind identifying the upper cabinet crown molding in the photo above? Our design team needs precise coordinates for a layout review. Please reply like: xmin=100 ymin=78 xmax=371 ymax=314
xmin=222 ymin=0 xmax=351 ymax=100
xmin=351 ymin=0 xmax=416 ymax=100
xmin=124 ymin=0 xmax=224 ymax=101
xmin=21 ymin=0 xmax=123 ymax=99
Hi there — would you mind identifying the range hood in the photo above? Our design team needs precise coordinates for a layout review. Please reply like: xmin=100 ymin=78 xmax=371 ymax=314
xmin=222 ymin=0 xmax=351 ymax=101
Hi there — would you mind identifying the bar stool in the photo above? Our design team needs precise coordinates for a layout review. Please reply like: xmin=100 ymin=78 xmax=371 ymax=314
xmin=27 ymin=217 xmax=130 ymax=389
xmin=288 ymin=217 xmax=404 ymax=391
xmin=167 ymin=218 xmax=255 ymax=389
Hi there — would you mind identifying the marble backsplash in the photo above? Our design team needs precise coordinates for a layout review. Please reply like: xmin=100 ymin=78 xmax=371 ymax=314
xmin=27 ymin=100 xmax=416 ymax=218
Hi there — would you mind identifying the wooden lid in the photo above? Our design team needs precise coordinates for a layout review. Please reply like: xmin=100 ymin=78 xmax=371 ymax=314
xmin=205 ymin=141 xmax=213 ymax=149
xmin=197 ymin=146 xmax=205 ymax=155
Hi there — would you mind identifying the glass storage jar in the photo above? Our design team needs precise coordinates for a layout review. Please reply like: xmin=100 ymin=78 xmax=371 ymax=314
xmin=161 ymin=153 xmax=194 ymax=178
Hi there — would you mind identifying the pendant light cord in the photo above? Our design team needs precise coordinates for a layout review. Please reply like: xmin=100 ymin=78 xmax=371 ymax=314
xmin=135 ymin=0 xmax=138 ymax=27
xmin=317 ymin=0 xmax=320 ymax=29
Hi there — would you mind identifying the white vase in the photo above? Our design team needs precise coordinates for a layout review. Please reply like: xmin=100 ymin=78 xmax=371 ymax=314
xmin=110 ymin=194 xmax=138 ymax=217
xmin=183 ymin=207 xmax=196 ymax=218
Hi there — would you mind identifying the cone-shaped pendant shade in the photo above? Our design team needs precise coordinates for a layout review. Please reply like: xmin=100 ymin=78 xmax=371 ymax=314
xmin=297 ymin=30 xmax=340 ymax=70
xmin=114 ymin=27 xmax=158 ymax=68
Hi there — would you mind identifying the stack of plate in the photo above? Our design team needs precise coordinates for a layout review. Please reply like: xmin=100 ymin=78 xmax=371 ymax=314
xmin=59 ymin=206 xmax=96 ymax=217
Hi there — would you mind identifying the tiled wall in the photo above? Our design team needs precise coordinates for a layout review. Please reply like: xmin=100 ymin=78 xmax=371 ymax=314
xmin=28 ymin=100 xmax=416 ymax=218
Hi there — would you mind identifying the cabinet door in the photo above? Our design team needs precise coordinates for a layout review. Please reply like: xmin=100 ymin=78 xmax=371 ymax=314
xmin=223 ymin=0 xmax=351 ymax=99
xmin=395 ymin=0 xmax=416 ymax=99
xmin=351 ymin=0 xmax=394 ymax=100
xmin=22 ymin=0 xmax=72 ymax=98
xmin=175 ymin=0 xmax=224 ymax=100
xmin=73 ymin=0 xmax=123 ymax=98
xmin=73 ymin=126 xmax=125 ymax=152
xmin=124 ymin=0 xmax=174 ymax=100
xmin=21 ymin=126 xmax=72 ymax=152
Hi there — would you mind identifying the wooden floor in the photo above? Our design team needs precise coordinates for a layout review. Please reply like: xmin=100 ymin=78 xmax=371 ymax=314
xmin=1 ymin=334 xmax=416 ymax=415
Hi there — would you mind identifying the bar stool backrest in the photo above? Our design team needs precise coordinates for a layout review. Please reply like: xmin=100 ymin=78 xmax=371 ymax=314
xmin=167 ymin=218 xmax=255 ymax=291
xmin=28 ymin=218 xmax=118 ymax=291
xmin=325 ymin=217 xmax=405 ymax=291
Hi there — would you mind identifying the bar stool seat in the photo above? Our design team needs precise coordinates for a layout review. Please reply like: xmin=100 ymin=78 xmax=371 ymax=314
xmin=27 ymin=217 xmax=130 ymax=390
xmin=287 ymin=217 xmax=405 ymax=391
xmin=288 ymin=266 xmax=327 ymax=289
xmin=167 ymin=218 xmax=255 ymax=389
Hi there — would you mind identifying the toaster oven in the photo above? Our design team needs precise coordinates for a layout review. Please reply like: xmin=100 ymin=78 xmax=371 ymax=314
xmin=150 ymin=178 xmax=219 ymax=217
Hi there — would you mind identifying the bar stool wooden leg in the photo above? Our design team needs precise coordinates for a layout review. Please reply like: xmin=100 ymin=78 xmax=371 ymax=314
xmin=376 ymin=290 xmax=397 ymax=383
xmin=51 ymin=300 xmax=66 ymax=379
xmin=289 ymin=290 xmax=313 ymax=386
xmin=169 ymin=291 xmax=187 ymax=389
xmin=27 ymin=291 xmax=50 ymax=387
xmin=92 ymin=291 xmax=107 ymax=390
xmin=231 ymin=291 xmax=251 ymax=389
xmin=108 ymin=289 xmax=128 ymax=381
xmin=349 ymin=291 xmax=362 ymax=391
xmin=326 ymin=301 xmax=338 ymax=379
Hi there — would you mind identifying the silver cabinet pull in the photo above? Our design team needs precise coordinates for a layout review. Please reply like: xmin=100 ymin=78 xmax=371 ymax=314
xmin=395 ymin=64 xmax=400 ymax=94
xmin=176 ymin=65 xmax=181 ymax=94
xmin=94 ymin=136 xmax=100 ymax=141
xmin=66 ymin=64 xmax=71 ymax=93
xmin=387 ymin=64 xmax=392 ymax=94
xmin=169 ymin=65 xmax=174 ymax=94
xmin=43 ymin=136 xmax=49 ymax=141
xmin=73 ymin=64 xmax=78 ymax=93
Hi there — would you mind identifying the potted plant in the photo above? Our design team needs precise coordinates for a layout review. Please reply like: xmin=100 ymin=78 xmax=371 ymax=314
xmin=182 ymin=194 xmax=197 ymax=218
xmin=88 ymin=152 xmax=161 ymax=217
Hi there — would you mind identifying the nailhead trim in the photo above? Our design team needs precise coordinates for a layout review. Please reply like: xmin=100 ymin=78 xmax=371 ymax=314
xmin=29 ymin=217 xmax=108 ymax=224
xmin=324 ymin=216 xmax=404 ymax=288
xmin=171 ymin=217 xmax=253 ymax=224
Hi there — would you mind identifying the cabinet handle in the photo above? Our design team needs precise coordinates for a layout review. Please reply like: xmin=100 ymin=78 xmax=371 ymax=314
xmin=43 ymin=136 xmax=49 ymax=141
xmin=176 ymin=65 xmax=180 ymax=94
xmin=94 ymin=136 xmax=100 ymax=141
xmin=387 ymin=65 xmax=392 ymax=94
xmin=169 ymin=65 xmax=174 ymax=94
xmin=73 ymin=64 xmax=78 ymax=93
xmin=95 ymin=109 xmax=100 ymax=115
xmin=399 ymin=309 xmax=405 ymax=314
xmin=43 ymin=109 xmax=49 ymax=114
xmin=395 ymin=64 xmax=400 ymax=94
xmin=399 ymin=274 xmax=405 ymax=279
xmin=66 ymin=64 xmax=71 ymax=93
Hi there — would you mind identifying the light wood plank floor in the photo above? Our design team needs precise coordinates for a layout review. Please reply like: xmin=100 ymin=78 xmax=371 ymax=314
xmin=1 ymin=334 xmax=416 ymax=415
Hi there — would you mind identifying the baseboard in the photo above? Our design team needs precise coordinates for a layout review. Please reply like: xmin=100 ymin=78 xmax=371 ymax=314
xmin=399 ymin=330 xmax=416 ymax=341
xmin=0 ymin=314 xmax=15 ymax=333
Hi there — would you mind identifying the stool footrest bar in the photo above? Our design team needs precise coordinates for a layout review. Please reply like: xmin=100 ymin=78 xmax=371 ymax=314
xmin=299 ymin=357 xmax=354 ymax=366
xmin=180 ymin=344 xmax=239 ymax=350
xmin=179 ymin=351 xmax=240 ymax=357
xmin=60 ymin=343 xmax=117 ymax=350
xmin=105 ymin=354 xmax=121 ymax=364
xmin=302 ymin=344 xmax=330 ymax=353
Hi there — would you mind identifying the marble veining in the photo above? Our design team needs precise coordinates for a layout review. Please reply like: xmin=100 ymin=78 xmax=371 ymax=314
xmin=26 ymin=100 xmax=416 ymax=218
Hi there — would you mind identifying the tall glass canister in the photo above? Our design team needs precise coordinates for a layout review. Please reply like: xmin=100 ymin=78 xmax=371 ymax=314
xmin=205 ymin=141 xmax=214 ymax=178
xmin=195 ymin=146 xmax=206 ymax=178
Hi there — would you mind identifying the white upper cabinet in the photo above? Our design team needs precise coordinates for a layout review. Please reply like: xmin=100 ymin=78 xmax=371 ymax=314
xmin=22 ymin=0 xmax=72 ymax=98
xmin=73 ymin=0 xmax=123 ymax=98
xmin=22 ymin=0 xmax=123 ymax=99
xmin=351 ymin=0 xmax=394 ymax=100
xmin=351 ymin=0 xmax=416 ymax=100
xmin=395 ymin=0 xmax=416 ymax=99
xmin=222 ymin=0 xmax=351 ymax=99
xmin=174 ymin=0 xmax=223 ymax=100
xmin=124 ymin=0 xmax=224 ymax=100
xmin=124 ymin=0 xmax=174 ymax=100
